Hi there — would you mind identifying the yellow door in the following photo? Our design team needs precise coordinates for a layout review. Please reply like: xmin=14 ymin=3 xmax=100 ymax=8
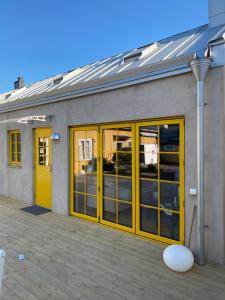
xmin=35 ymin=128 xmax=52 ymax=209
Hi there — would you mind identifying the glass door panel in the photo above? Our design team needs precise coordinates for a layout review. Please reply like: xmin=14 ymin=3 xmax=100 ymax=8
xmin=136 ymin=120 xmax=184 ymax=244
xmin=72 ymin=127 xmax=98 ymax=221
xmin=70 ymin=119 xmax=184 ymax=244
xmin=101 ymin=125 xmax=134 ymax=232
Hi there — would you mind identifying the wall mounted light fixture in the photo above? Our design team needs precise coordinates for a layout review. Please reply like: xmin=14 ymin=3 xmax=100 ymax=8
xmin=50 ymin=133 xmax=60 ymax=143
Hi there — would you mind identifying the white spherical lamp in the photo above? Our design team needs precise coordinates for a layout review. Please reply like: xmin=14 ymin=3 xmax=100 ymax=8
xmin=163 ymin=245 xmax=194 ymax=272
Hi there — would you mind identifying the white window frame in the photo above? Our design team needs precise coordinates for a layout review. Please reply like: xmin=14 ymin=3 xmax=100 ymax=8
xmin=78 ymin=138 xmax=93 ymax=161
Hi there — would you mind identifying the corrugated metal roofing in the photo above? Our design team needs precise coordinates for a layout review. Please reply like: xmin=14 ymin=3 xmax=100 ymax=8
xmin=0 ymin=23 xmax=225 ymax=104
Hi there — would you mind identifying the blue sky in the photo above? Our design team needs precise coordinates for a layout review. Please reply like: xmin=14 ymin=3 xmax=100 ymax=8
xmin=0 ymin=0 xmax=208 ymax=93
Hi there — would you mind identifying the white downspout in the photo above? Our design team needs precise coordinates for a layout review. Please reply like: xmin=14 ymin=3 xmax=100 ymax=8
xmin=190 ymin=57 xmax=212 ymax=266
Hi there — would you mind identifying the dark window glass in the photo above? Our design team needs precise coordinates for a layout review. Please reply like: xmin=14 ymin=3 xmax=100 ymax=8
xmin=74 ymin=192 xmax=85 ymax=214
xmin=86 ymin=195 xmax=97 ymax=217
xmin=140 ymin=180 xmax=158 ymax=207
xmin=118 ymin=202 xmax=132 ymax=227
xmin=160 ymin=154 xmax=179 ymax=181
xmin=160 ymin=124 xmax=179 ymax=152
xmin=74 ymin=174 xmax=85 ymax=193
xmin=117 ymin=152 xmax=132 ymax=176
xmin=160 ymin=211 xmax=179 ymax=241
xmin=103 ymin=175 xmax=116 ymax=199
xmin=160 ymin=182 xmax=180 ymax=211
xmin=118 ymin=177 xmax=132 ymax=202
xmin=103 ymin=198 xmax=116 ymax=223
xmin=140 ymin=207 xmax=158 ymax=235
xmin=86 ymin=174 xmax=97 ymax=195
xmin=117 ymin=128 xmax=132 ymax=151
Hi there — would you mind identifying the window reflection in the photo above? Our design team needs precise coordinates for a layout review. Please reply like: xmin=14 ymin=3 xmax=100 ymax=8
xmin=102 ymin=127 xmax=133 ymax=228
xmin=139 ymin=126 xmax=158 ymax=179
xmin=118 ymin=202 xmax=132 ymax=227
xmin=140 ymin=180 xmax=158 ymax=207
xmin=117 ymin=128 xmax=132 ymax=151
xmin=73 ymin=129 xmax=98 ymax=218
xmin=103 ymin=198 xmax=116 ymax=223
xmin=140 ymin=207 xmax=158 ymax=235
xmin=160 ymin=154 xmax=179 ymax=181
xmin=160 ymin=124 xmax=179 ymax=152
xmin=160 ymin=211 xmax=179 ymax=241
xmin=139 ymin=123 xmax=181 ymax=241
xmin=160 ymin=182 xmax=179 ymax=211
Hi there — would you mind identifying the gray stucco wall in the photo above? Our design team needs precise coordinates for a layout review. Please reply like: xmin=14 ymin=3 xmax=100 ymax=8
xmin=0 ymin=68 xmax=224 ymax=264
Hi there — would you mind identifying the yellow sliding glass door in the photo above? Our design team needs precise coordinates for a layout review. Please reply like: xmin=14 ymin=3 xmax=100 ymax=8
xmin=136 ymin=119 xmax=184 ymax=244
xmin=70 ymin=118 xmax=184 ymax=244
xmin=100 ymin=124 xmax=135 ymax=233
xmin=70 ymin=126 xmax=99 ymax=222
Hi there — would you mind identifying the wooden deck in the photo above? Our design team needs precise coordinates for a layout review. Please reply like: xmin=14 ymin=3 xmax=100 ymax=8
xmin=0 ymin=197 xmax=225 ymax=300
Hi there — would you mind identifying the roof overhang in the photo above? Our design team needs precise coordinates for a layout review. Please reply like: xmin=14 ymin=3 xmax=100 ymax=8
xmin=0 ymin=115 xmax=51 ymax=124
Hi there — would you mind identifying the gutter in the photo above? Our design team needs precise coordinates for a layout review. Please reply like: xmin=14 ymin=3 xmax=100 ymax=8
xmin=190 ymin=57 xmax=212 ymax=266
xmin=0 ymin=61 xmax=192 ymax=114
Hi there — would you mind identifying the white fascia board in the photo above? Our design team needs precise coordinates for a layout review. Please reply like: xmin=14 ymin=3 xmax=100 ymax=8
xmin=0 ymin=63 xmax=192 ymax=114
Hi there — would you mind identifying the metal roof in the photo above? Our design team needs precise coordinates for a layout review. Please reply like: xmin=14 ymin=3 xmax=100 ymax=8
xmin=0 ymin=23 xmax=225 ymax=105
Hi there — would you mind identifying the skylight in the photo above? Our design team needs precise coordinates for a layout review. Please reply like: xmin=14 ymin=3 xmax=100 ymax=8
xmin=53 ymin=77 xmax=63 ymax=85
xmin=123 ymin=50 xmax=142 ymax=64
xmin=5 ymin=93 xmax=11 ymax=100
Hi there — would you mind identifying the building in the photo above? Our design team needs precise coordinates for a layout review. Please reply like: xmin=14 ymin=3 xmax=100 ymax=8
xmin=0 ymin=0 xmax=225 ymax=265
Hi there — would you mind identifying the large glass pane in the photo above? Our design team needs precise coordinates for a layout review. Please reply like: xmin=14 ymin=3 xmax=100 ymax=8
xmin=103 ymin=132 xmax=116 ymax=174
xmin=117 ymin=128 xmax=132 ymax=151
xmin=160 ymin=182 xmax=180 ymax=211
xmin=160 ymin=154 xmax=179 ymax=181
xmin=118 ymin=177 xmax=132 ymax=202
xmin=86 ymin=174 xmax=97 ymax=195
xmin=74 ymin=192 xmax=85 ymax=214
xmin=140 ymin=126 xmax=158 ymax=146
xmin=117 ymin=152 xmax=132 ymax=176
xmin=140 ymin=180 xmax=158 ymax=207
xmin=140 ymin=207 xmax=158 ymax=235
xmin=160 ymin=211 xmax=179 ymax=241
xmin=103 ymin=175 xmax=116 ymax=199
xmin=74 ymin=174 xmax=85 ymax=193
xmin=118 ymin=202 xmax=132 ymax=227
xmin=73 ymin=128 xmax=98 ymax=218
xmin=160 ymin=124 xmax=179 ymax=152
xmin=140 ymin=152 xmax=158 ymax=179
xmin=86 ymin=195 xmax=97 ymax=217
xmin=103 ymin=198 xmax=116 ymax=223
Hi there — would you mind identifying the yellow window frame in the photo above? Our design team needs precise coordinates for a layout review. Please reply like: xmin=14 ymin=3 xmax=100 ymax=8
xmin=135 ymin=118 xmax=184 ymax=245
xmin=70 ymin=126 xmax=100 ymax=223
xmin=8 ymin=130 xmax=22 ymax=166
xmin=69 ymin=118 xmax=184 ymax=245
xmin=99 ymin=123 xmax=136 ymax=234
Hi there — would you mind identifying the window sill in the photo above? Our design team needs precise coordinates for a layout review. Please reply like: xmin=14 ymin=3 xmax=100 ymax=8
xmin=8 ymin=164 xmax=22 ymax=169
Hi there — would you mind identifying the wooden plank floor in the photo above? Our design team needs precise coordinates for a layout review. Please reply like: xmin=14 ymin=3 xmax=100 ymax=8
xmin=0 ymin=197 xmax=225 ymax=300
